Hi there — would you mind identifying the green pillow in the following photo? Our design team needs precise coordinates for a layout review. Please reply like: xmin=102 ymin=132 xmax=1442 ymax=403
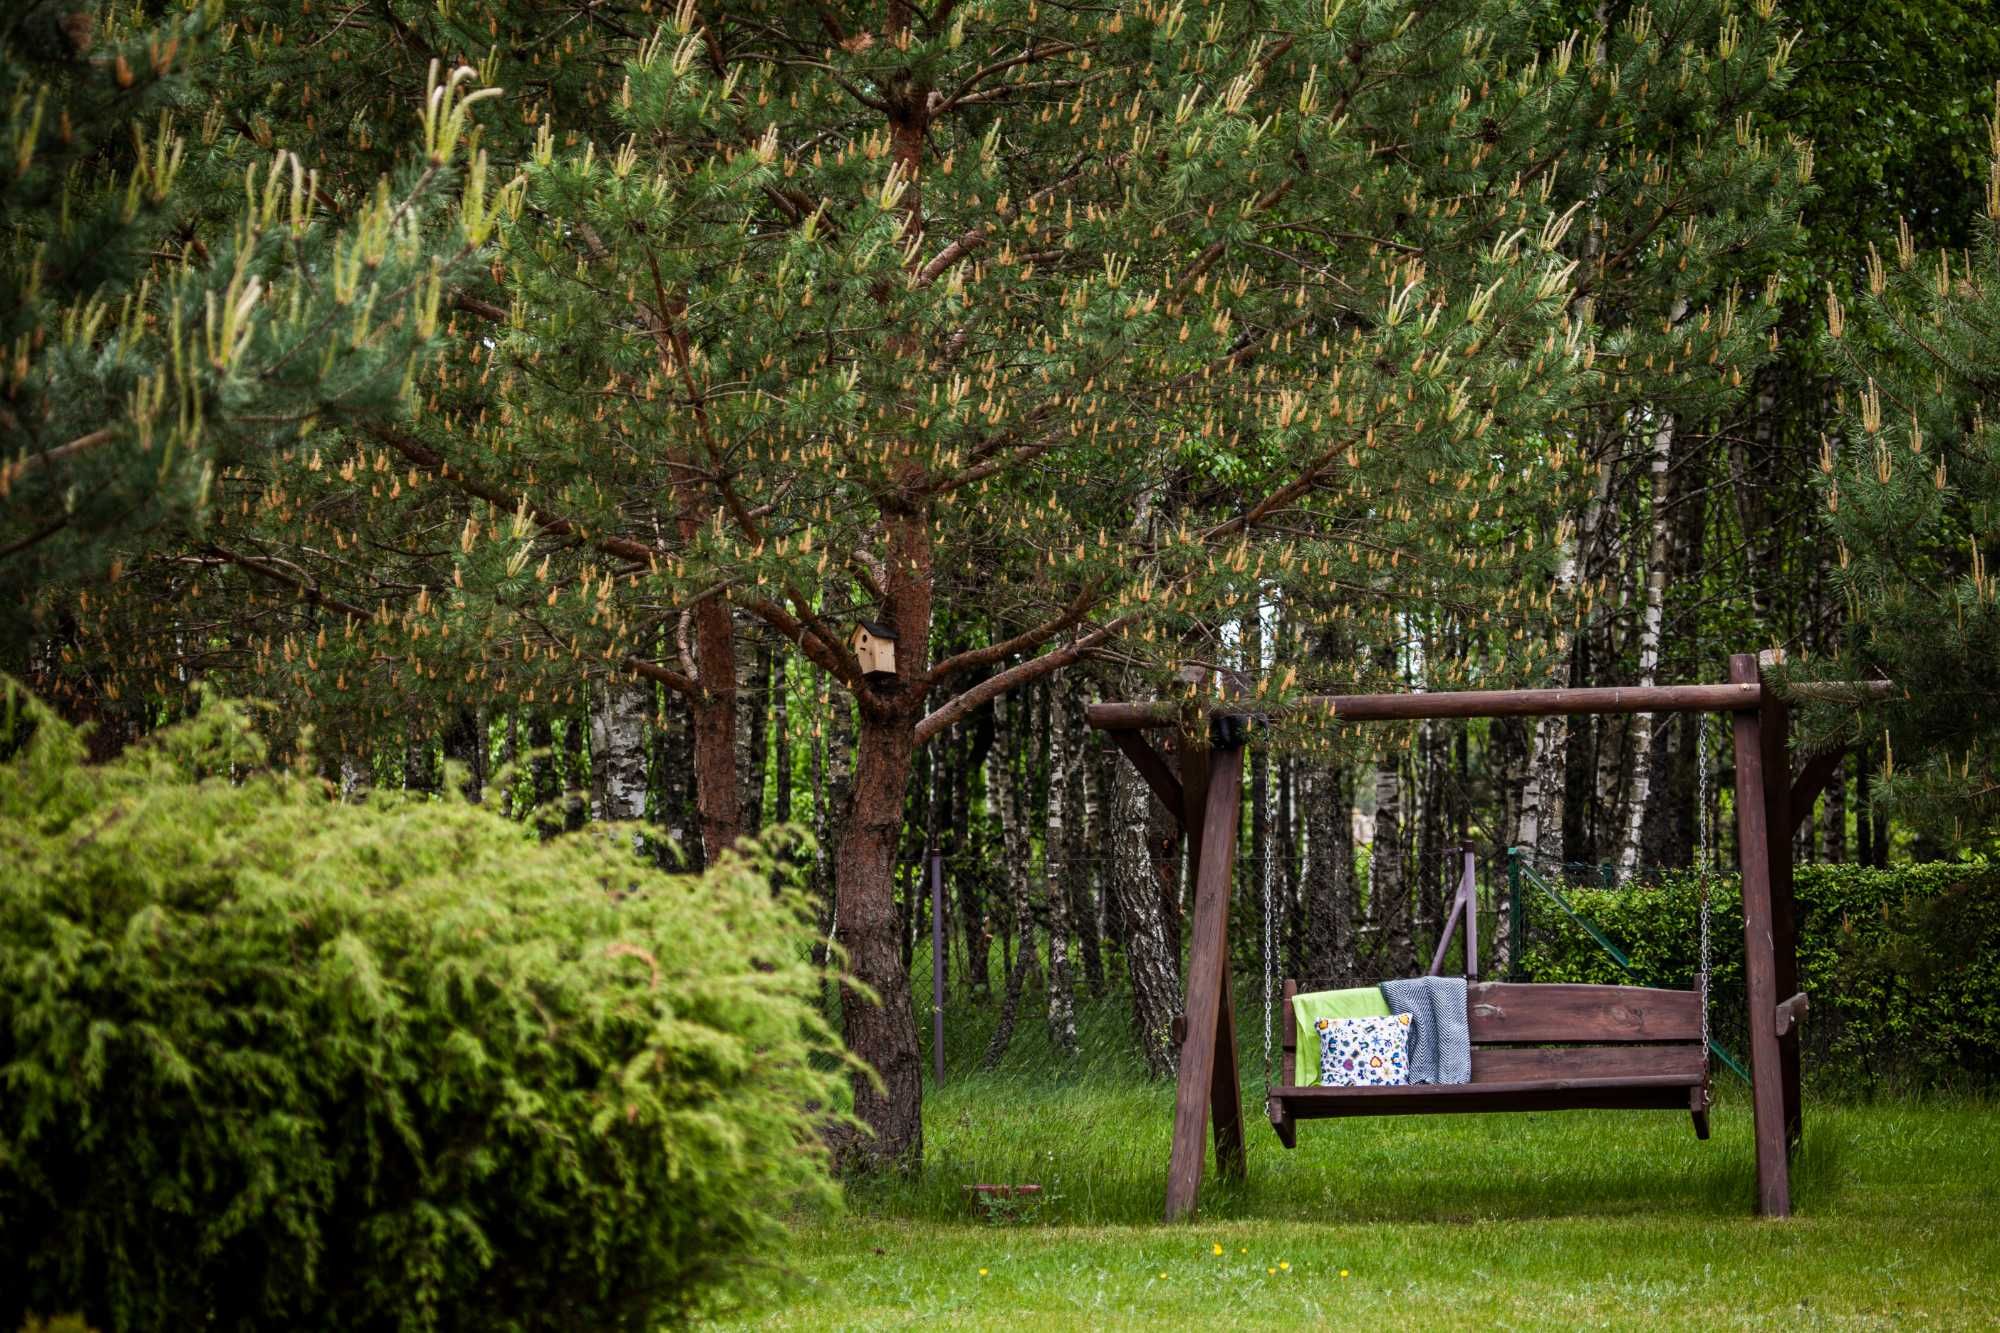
xmin=1291 ymin=986 xmax=1391 ymax=1085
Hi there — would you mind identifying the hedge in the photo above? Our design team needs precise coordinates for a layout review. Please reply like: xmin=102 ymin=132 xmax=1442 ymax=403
xmin=0 ymin=687 xmax=853 ymax=1330
xmin=1513 ymin=861 xmax=2000 ymax=1092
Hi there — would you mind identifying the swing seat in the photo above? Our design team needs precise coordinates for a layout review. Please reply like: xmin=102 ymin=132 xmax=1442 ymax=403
xmin=1269 ymin=981 xmax=1712 ymax=1148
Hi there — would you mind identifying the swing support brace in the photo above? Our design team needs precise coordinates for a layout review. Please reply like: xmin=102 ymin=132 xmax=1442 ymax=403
xmin=1088 ymin=656 xmax=1884 ymax=1223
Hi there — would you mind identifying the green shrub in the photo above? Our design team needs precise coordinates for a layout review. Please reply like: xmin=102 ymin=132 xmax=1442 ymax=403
xmin=0 ymin=687 xmax=852 ymax=1331
xmin=1512 ymin=861 xmax=2000 ymax=1092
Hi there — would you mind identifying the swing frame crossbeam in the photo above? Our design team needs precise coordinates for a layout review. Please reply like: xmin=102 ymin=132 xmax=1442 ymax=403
xmin=1087 ymin=652 xmax=1871 ymax=1223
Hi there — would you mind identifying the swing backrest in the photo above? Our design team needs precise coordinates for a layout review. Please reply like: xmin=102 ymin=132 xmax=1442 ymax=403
xmin=1280 ymin=980 xmax=1705 ymax=1088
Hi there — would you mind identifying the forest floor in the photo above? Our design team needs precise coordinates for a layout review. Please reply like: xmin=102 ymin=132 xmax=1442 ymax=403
xmin=726 ymin=983 xmax=2000 ymax=1330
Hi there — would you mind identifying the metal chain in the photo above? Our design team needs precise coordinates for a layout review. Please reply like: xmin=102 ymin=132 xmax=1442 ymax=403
xmin=1696 ymin=712 xmax=1713 ymax=1064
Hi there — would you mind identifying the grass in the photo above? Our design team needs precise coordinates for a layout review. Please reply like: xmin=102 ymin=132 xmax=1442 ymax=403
xmin=728 ymin=959 xmax=2000 ymax=1329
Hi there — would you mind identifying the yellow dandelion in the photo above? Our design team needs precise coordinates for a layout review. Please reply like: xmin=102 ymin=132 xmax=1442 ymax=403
xmin=1267 ymin=1267 xmax=1277 ymax=1275
xmin=1238 ymin=1247 xmax=1247 ymax=1254
xmin=1280 ymin=1261 xmax=1291 ymax=1271
xmin=1341 ymin=1269 xmax=1351 ymax=1279
xmin=979 ymin=1268 xmax=989 ymax=1277
xmin=1158 ymin=1271 xmax=1169 ymax=1280
xmin=1212 ymin=1243 xmax=1223 ymax=1256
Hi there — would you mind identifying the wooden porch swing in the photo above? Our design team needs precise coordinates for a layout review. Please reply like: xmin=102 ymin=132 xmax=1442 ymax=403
xmin=1088 ymin=652 xmax=1868 ymax=1223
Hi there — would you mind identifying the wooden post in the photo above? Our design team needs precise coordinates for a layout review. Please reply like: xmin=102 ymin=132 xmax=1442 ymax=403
xmin=1730 ymin=653 xmax=1792 ymax=1217
xmin=1163 ymin=737 xmax=1245 ymax=1221
xmin=1272 ymin=978 xmax=1299 ymax=1148
xmin=1207 ymin=743 xmax=1246 ymax=1183
xmin=1462 ymin=844 xmax=1479 ymax=981
xmin=1757 ymin=654 xmax=1804 ymax=1153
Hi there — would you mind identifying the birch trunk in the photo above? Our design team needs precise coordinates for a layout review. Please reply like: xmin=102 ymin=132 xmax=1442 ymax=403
xmin=1617 ymin=414 xmax=1675 ymax=876
xmin=1111 ymin=747 xmax=1180 ymax=1078
xmin=1518 ymin=443 xmax=1617 ymax=868
xmin=1072 ymin=711 xmax=1106 ymax=997
xmin=983 ymin=692 xmax=1039 ymax=1069
xmin=1042 ymin=706 xmax=1077 ymax=1058
xmin=589 ymin=679 xmax=651 ymax=826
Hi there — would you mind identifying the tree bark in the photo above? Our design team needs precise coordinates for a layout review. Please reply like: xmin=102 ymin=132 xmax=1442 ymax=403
xmin=1042 ymin=697 xmax=1077 ymax=1058
xmin=829 ymin=716 xmax=925 ymax=1168
xmin=1372 ymin=752 xmax=1412 ymax=974
xmin=562 ymin=708 xmax=587 ymax=831
xmin=529 ymin=713 xmax=559 ymax=838
xmin=1618 ymin=413 xmax=1676 ymax=876
xmin=772 ymin=650 xmax=792 ymax=826
xmin=1110 ymin=744 xmax=1180 ymax=1078
xmin=1071 ymin=699 xmax=1106 ymax=997
xmin=589 ymin=678 xmax=650 ymax=825
xmin=983 ymin=691 xmax=1039 ymax=1069
xmin=1303 ymin=761 xmax=1356 ymax=983
xmin=689 ymin=598 xmax=742 ymax=862
xmin=737 ymin=636 xmax=770 ymax=834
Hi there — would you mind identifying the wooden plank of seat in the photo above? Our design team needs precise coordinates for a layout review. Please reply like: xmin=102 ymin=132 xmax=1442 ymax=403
xmin=1469 ymin=1043 xmax=1706 ymax=1084
xmin=1467 ymin=982 xmax=1699 ymax=1044
xmin=1275 ymin=1074 xmax=1702 ymax=1120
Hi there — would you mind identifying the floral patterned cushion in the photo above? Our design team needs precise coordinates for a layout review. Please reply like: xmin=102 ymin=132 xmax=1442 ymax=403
xmin=1315 ymin=1013 xmax=1414 ymax=1087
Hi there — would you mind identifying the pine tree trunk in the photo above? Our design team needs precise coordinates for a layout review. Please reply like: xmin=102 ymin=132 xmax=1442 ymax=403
xmin=589 ymin=679 xmax=650 ymax=825
xmin=688 ymin=598 xmax=743 ymax=863
xmin=1616 ymin=414 xmax=1675 ymax=876
xmin=1111 ymin=748 xmax=1180 ymax=1079
xmin=829 ymin=714 xmax=925 ymax=1168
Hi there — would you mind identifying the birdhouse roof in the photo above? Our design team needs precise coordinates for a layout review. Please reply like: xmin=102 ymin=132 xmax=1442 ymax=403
xmin=856 ymin=620 xmax=899 ymax=640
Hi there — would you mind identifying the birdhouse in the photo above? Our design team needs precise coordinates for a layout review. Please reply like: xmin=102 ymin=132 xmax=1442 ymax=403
xmin=851 ymin=621 xmax=899 ymax=678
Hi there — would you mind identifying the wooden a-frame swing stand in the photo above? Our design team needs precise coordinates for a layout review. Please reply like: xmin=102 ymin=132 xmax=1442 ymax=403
xmin=1088 ymin=652 xmax=1846 ymax=1222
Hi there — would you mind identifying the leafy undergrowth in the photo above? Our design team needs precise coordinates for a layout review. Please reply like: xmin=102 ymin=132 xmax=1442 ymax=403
xmin=746 ymin=976 xmax=2000 ymax=1329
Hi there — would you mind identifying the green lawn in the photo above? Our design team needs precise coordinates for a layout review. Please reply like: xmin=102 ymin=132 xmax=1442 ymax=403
xmin=729 ymin=988 xmax=2000 ymax=1330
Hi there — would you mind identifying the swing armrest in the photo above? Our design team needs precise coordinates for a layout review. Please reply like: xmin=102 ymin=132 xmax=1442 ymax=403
xmin=1774 ymin=991 xmax=1808 ymax=1037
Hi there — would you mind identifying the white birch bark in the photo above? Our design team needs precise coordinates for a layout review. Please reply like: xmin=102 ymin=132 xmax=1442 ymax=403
xmin=590 ymin=679 xmax=651 ymax=825
xmin=1617 ymin=412 xmax=1676 ymax=876
xmin=1043 ymin=708 xmax=1077 ymax=1056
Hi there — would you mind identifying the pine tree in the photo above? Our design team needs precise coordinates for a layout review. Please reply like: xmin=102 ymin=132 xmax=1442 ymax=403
xmin=1816 ymin=85 xmax=2000 ymax=833
xmin=1 ymin=4 xmax=500 ymax=651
